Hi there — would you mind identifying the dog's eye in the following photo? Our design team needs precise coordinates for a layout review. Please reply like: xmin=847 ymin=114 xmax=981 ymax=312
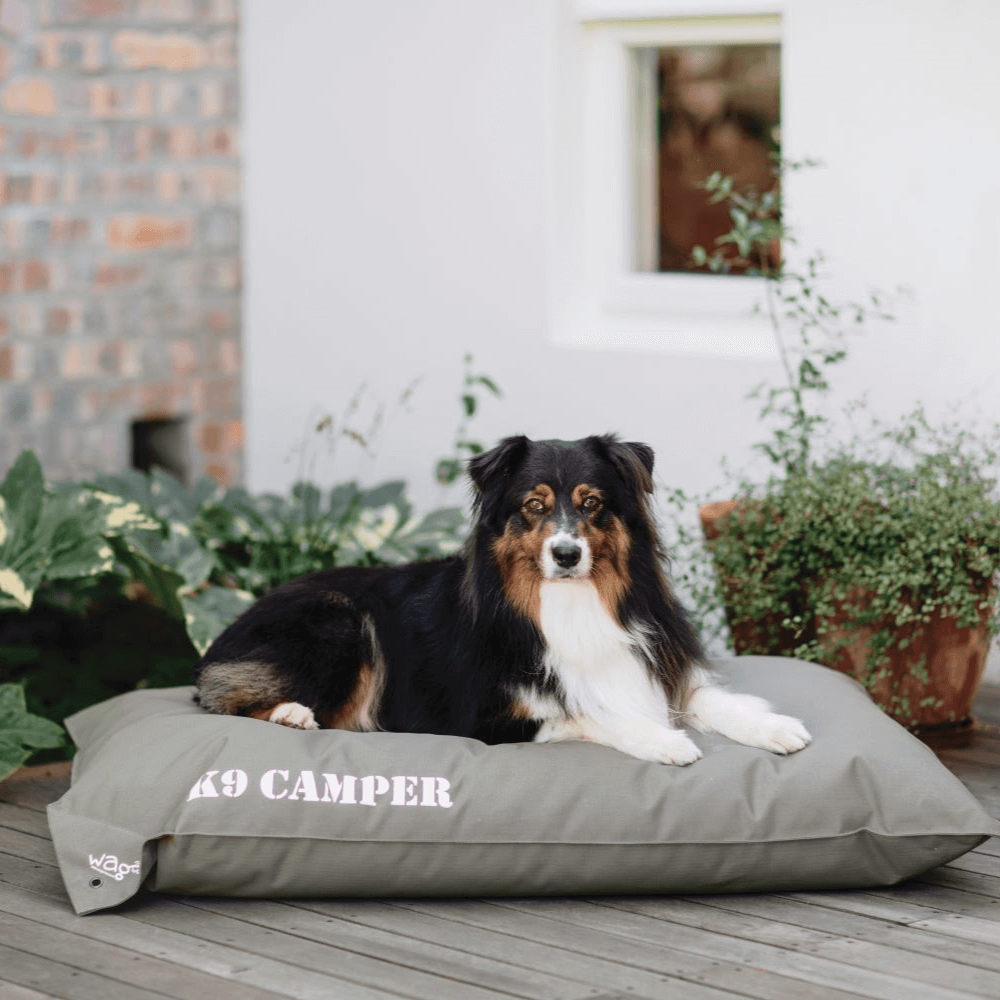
xmin=581 ymin=496 xmax=601 ymax=512
xmin=523 ymin=498 xmax=545 ymax=513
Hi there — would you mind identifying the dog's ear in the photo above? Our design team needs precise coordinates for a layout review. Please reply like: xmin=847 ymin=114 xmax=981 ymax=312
xmin=623 ymin=441 xmax=654 ymax=477
xmin=467 ymin=435 xmax=530 ymax=494
xmin=601 ymin=437 xmax=655 ymax=494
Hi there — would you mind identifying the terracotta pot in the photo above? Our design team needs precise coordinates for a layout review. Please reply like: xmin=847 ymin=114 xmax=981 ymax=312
xmin=698 ymin=498 xmax=742 ymax=543
xmin=699 ymin=499 xmax=993 ymax=745
xmin=815 ymin=586 xmax=991 ymax=739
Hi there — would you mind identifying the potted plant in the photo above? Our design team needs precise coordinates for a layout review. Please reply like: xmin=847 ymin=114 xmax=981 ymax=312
xmin=690 ymin=163 xmax=1000 ymax=744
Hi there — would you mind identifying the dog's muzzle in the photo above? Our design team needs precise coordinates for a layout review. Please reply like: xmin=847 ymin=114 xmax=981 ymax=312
xmin=542 ymin=532 xmax=592 ymax=579
xmin=551 ymin=541 xmax=582 ymax=569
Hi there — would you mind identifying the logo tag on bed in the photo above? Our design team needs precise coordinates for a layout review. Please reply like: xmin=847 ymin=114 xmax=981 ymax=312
xmin=186 ymin=768 xmax=454 ymax=808
xmin=88 ymin=853 xmax=141 ymax=881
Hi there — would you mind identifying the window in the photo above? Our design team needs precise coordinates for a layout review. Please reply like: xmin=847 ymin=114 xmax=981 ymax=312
xmin=547 ymin=8 xmax=782 ymax=357
xmin=633 ymin=43 xmax=780 ymax=273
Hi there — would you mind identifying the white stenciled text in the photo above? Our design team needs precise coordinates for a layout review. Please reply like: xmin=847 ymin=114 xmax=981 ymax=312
xmin=187 ymin=768 xmax=453 ymax=808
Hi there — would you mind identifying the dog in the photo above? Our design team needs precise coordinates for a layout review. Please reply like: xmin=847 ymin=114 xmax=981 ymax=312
xmin=194 ymin=434 xmax=811 ymax=765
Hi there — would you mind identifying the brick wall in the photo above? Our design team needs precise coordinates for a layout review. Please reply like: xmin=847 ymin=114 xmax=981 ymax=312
xmin=0 ymin=0 xmax=242 ymax=487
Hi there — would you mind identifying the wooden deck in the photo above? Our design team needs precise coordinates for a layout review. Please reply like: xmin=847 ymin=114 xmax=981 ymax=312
xmin=2 ymin=691 xmax=999 ymax=1000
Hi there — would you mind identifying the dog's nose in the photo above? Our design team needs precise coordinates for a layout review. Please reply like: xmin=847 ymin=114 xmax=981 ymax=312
xmin=552 ymin=541 xmax=582 ymax=568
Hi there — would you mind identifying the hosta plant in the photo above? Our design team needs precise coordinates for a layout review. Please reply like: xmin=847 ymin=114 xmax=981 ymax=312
xmin=0 ymin=682 xmax=65 ymax=782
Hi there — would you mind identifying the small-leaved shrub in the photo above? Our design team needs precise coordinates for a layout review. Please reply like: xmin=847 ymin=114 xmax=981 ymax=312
xmin=673 ymin=158 xmax=1000 ymax=728
xmin=705 ymin=419 xmax=1000 ymax=723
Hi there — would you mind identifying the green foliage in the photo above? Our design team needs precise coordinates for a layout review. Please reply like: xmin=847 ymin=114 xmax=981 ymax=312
xmin=436 ymin=354 xmax=503 ymax=485
xmin=692 ymin=159 xmax=891 ymax=479
xmin=702 ymin=416 xmax=1000 ymax=723
xmin=89 ymin=469 xmax=466 ymax=652
xmin=0 ymin=682 xmax=65 ymax=782
xmin=682 ymin=163 xmax=1000 ymax=727
xmin=0 ymin=586 xmax=198 ymax=762
xmin=0 ymin=451 xmax=159 ymax=613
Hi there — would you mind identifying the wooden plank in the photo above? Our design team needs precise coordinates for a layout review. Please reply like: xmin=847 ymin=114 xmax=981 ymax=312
xmin=128 ymin=895 xmax=563 ymax=1000
xmin=920 ymin=867 xmax=1000 ymax=899
xmin=974 ymin=838 xmax=1000 ymax=859
xmin=0 ymin=941 xmax=169 ymax=1000
xmin=821 ymin=881 xmax=1000 ymax=923
xmin=973 ymin=684 xmax=1000 ymax=721
xmin=404 ymin=893 xmax=957 ymax=1000
xmin=908 ymin=912 xmax=1000 ymax=947
xmin=0 ymin=854 xmax=429 ymax=1000
xmin=1 ymin=762 xmax=72 ymax=787
xmin=298 ymin=896 xmax=858 ymax=1000
xmin=940 ymin=750 xmax=1000 ymax=773
xmin=180 ymin=896 xmax=595 ymax=1000
xmin=0 ymin=799 xmax=53 ymax=838
xmin=967 ymin=727 xmax=1000 ymax=746
xmin=777 ymin=888 xmax=956 ymax=926
xmin=947 ymin=853 xmax=1000 ymax=878
xmin=0 ymin=764 xmax=71 ymax=813
xmin=603 ymin=896 xmax=1000 ymax=995
xmin=506 ymin=896 xmax=985 ymax=1000
xmin=0 ymin=907 xmax=292 ymax=1000
xmin=1 ymin=828 xmax=59 ymax=866
xmin=940 ymin=746 xmax=1000 ymax=769
xmin=0 ymin=885 xmax=294 ymax=1000
xmin=686 ymin=891 xmax=1000 ymax=973
xmin=0 ymin=846 xmax=72 ymax=901
xmin=0 ymin=981 xmax=60 ymax=1000
xmin=943 ymin=751 xmax=1000 ymax=773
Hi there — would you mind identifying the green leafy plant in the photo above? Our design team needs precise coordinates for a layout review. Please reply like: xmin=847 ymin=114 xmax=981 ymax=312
xmin=692 ymin=159 xmax=891 ymax=478
xmin=0 ymin=450 xmax=160 ymax=613
xmin=88 ymin=468 xmax=466 ymax=652
xmin=436 ymin=353 xmax=502 ymax=485
xmin=0 ymin=682 xmax=65 ymax=782
xmin=680 ymin=161 xmax=1000 ymax=732
xmin=704 ymin=415 xmax=1000 ymax=727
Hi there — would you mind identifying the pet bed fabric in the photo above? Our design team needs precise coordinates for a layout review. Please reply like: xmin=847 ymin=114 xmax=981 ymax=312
xmin=48 ymin=656 xmax=999 ymax=915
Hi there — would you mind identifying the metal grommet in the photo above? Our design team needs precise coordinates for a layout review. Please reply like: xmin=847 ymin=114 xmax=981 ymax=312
xmin=89 ymin=877 xmax=103 ymax=888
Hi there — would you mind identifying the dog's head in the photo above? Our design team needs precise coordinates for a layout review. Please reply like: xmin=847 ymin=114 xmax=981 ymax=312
xmin=468 ymin=435 xmax=656 ymax=600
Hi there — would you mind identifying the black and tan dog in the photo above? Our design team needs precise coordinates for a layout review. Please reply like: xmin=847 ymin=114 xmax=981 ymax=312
xmin=195 ymin=435 xmax=810 ymax=764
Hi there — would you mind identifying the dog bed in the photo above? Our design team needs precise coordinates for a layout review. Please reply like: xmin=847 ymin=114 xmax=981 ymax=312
xmin=48 ymin=656 xmax=999 ymax=915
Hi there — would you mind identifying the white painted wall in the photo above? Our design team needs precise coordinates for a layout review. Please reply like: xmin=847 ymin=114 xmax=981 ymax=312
xmin=244 ymin=0 xmax=1000 ymax=671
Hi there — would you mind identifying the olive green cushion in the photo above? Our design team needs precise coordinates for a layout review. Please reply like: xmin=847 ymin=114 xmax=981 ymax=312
xmin=48 ymin=657 xmax=999 ymax=915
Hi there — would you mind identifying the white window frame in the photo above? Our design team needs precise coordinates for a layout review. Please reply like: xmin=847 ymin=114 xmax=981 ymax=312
xmin=546 ymin=2 xmax=783 ymax=358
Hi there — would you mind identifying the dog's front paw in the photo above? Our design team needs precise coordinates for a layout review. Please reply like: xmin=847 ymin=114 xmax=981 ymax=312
xmin=743 ymin=713 xmax=811 ymax=754
xmin=535 ymin=718 xmax=589 ymax=743
xmin=624 ymin=729 xmax=703 ymax=766
xmin=535 ymin=718 xmax=702 ymax=765
xmin=268 ymin=701 xmax=320 ymax=730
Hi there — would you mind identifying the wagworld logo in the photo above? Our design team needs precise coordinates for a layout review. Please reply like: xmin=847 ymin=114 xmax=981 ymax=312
xmin=186 ymin=768 xmax=454 ymax=808
xmin=89 ymin=853 xmax=141 ymax=881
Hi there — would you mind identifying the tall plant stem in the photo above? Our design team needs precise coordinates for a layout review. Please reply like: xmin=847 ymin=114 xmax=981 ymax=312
xmin=763 ymin=271 xmax=809 ymax=476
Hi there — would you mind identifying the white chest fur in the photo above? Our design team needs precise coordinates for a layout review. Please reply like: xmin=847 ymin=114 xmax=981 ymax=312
xmin=537 ymin=580 xmax=672 ymax=725
xmin=533 ymin=582 xmax=811 ymax=766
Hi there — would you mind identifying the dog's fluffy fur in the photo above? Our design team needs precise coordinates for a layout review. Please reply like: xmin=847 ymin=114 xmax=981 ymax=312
xmin=195 ymin=435 xmax=810 ymax=764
